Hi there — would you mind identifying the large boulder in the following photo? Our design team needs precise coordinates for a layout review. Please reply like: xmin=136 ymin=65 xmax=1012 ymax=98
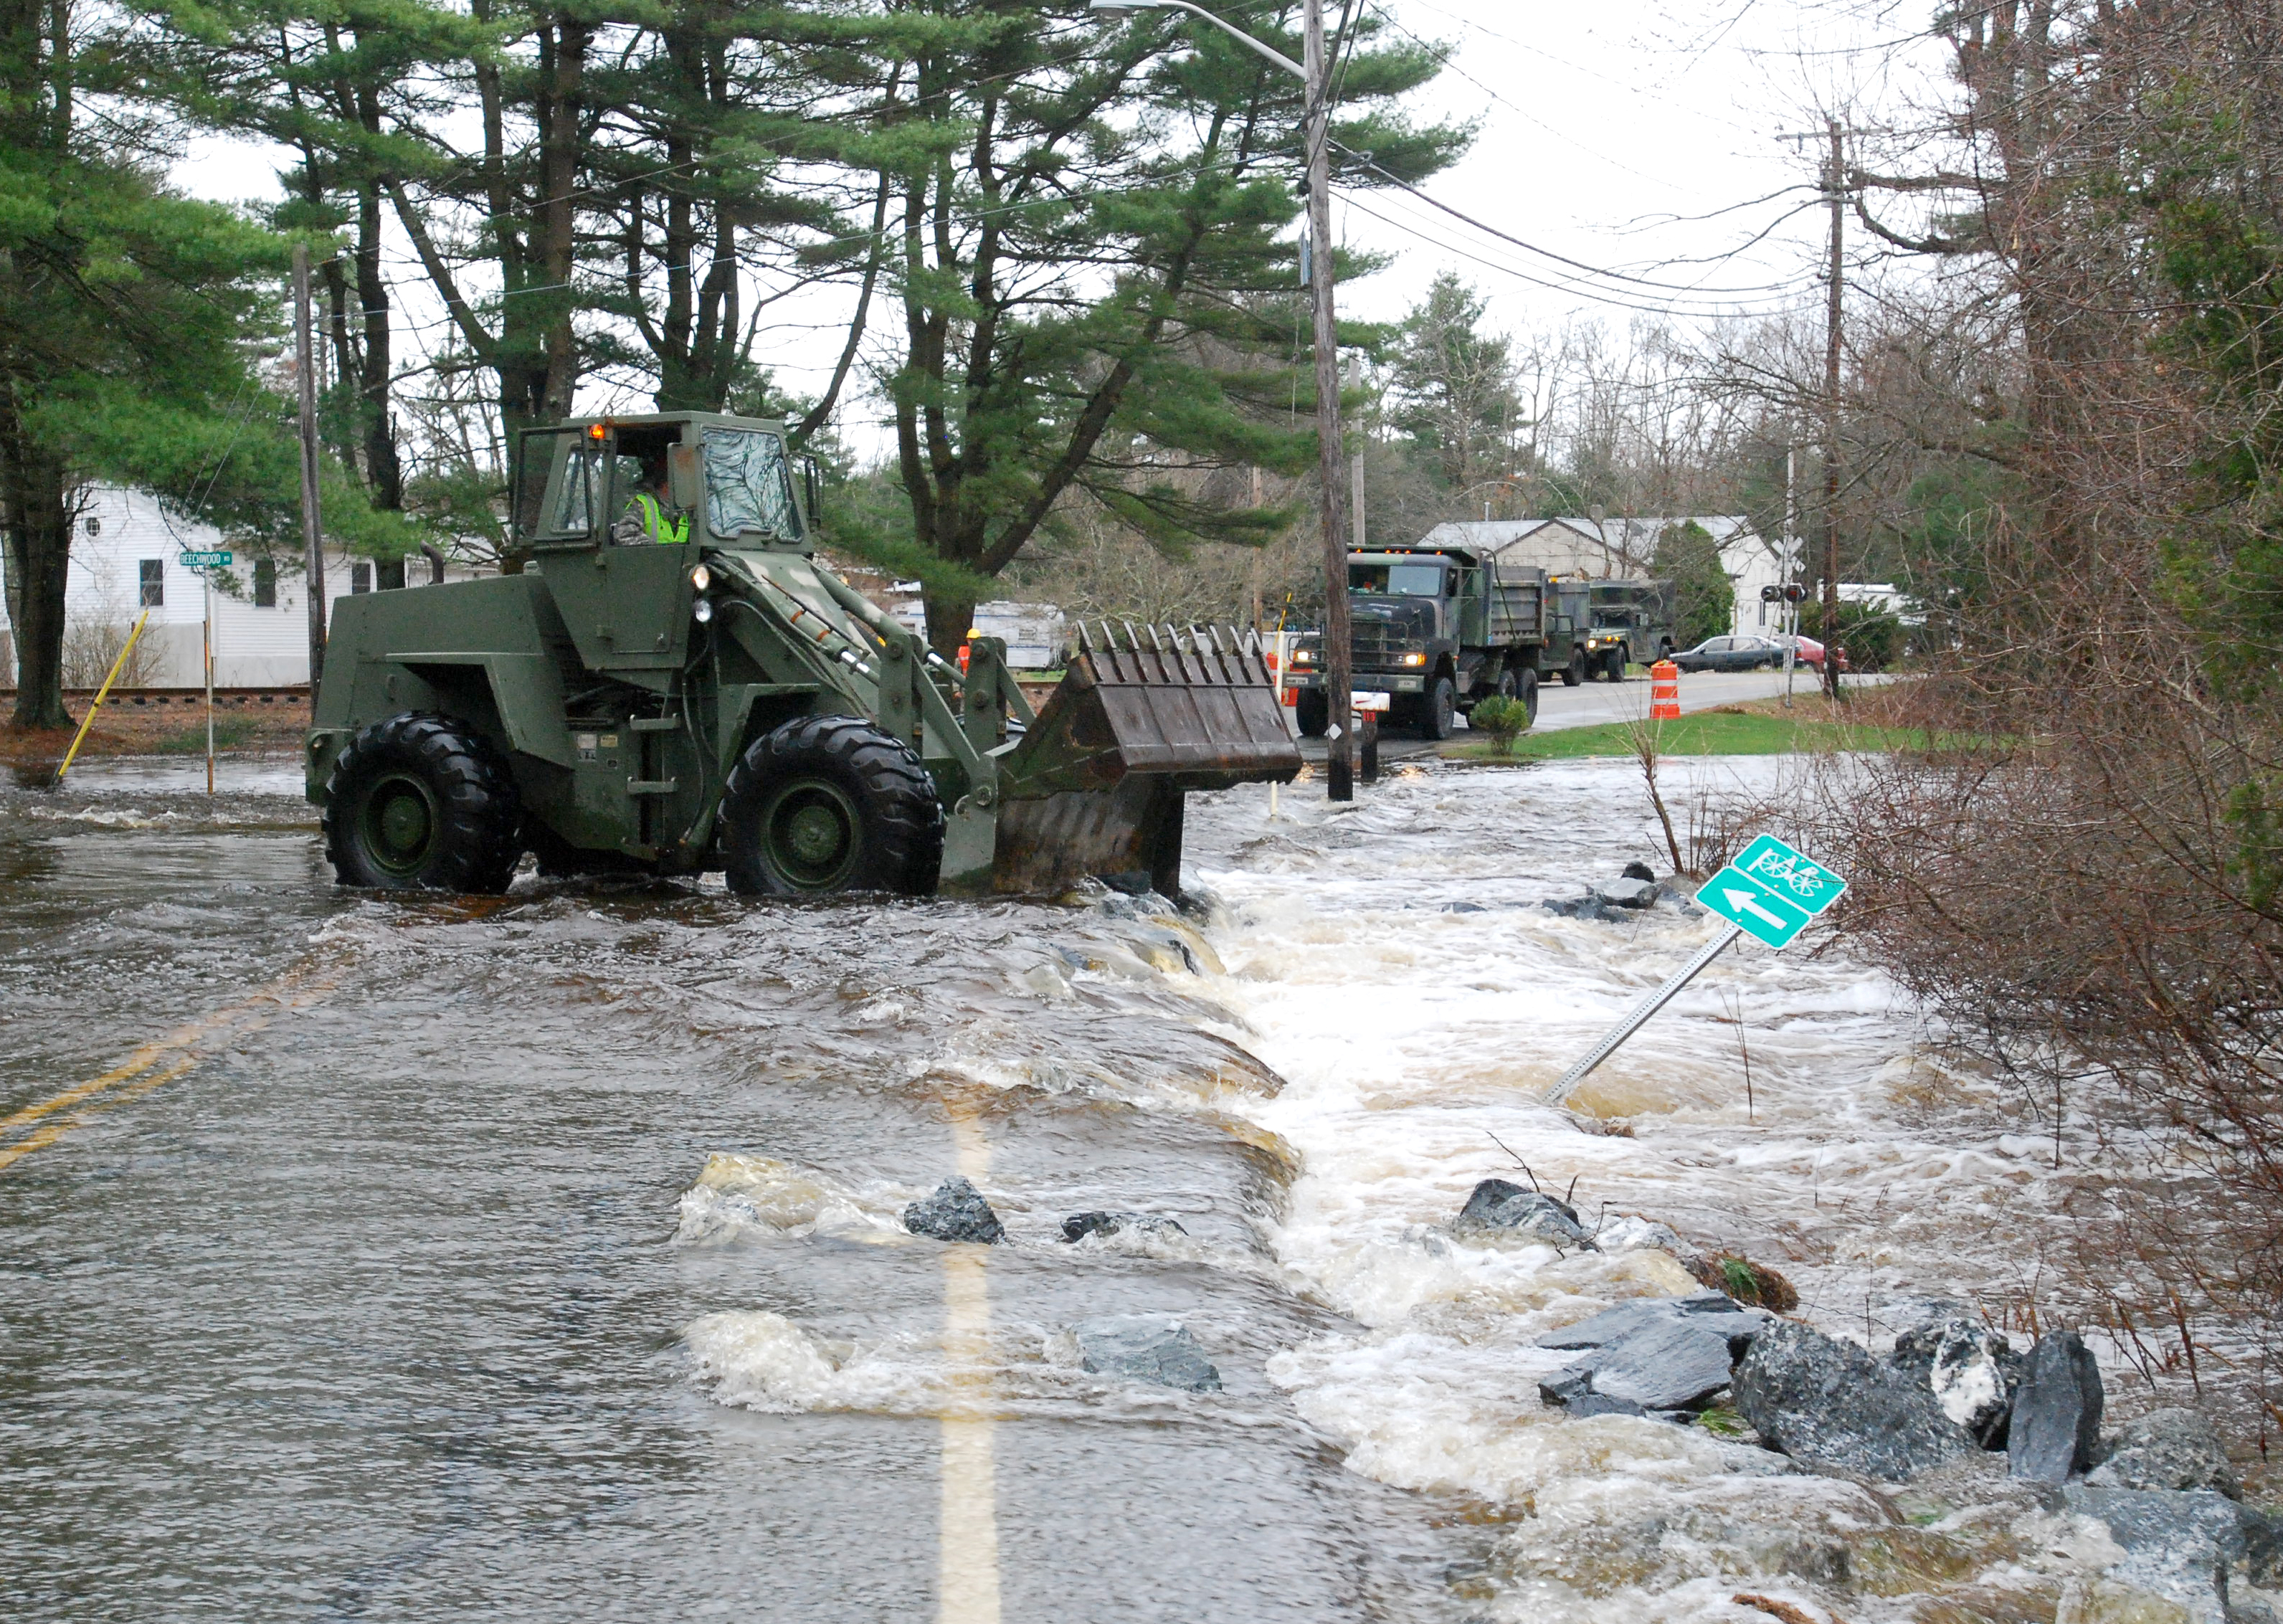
xmin=1732 ymin=1320 xmax=1976 ymax=1481
xmin=1887 ymin=1316 xmax=2023 ymax=1448
xmin=1569 ymin=1318 xmax=1739 ymax=1411
xmin=903 ymin=1177 xmax=1005 ymax=1244
xmin=1451 ymin=1179 xmax=1597 ymax=1249
xmin=1061 ymin=1211 xmax=1188 ymax=1244
xmin=1592 ymin=876 xmax=1658 ymax=909
xmin=2089 ymin=1410 xmax=2241 ymax=1499
xmin=1537 ymin=1291 xmax=1766 ymax=1357
xmin=2009 ymin=1330 xmax=2104 ymax=1483
xmin=1072 ymin=1315 xmax=1221 ymax=1392
xmin=2064 ymin=1486 xmax=2246 ymax=1623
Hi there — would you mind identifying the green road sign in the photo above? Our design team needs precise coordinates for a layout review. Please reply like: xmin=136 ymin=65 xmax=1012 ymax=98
xmin=1694 ymin=833 xmax=1848 ymax=950
xmin=178 ymin=550 xmax=233 ymax=569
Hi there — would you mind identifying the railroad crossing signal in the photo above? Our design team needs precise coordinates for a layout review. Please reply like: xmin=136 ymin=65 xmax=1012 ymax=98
xmin=179 ymin=550 xmax=233 ymax=569
xmin=1693 ymin=834 xmax=1847 ymax=950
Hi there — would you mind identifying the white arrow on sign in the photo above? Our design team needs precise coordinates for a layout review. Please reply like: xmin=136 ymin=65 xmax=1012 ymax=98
xmin=1723 ymin=888 xmax=1791 ymax=929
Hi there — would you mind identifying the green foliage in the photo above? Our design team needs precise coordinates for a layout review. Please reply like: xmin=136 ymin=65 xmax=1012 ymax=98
xmin=1388 ymin=272 xmax=1525 ymax=492
xmin=1796 ymin=599 xmax=1905 ymax=671
xmin=1467 ymin=694 xmax=1532 ymax=755
xmin=2226 ymin=777 xmax=2283 ymax=914
xmin=1651 ymin=521 xmax=1734 ymax=648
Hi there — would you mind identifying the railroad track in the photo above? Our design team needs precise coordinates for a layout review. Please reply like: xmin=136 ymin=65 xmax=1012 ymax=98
xmin=0 ymin=686 xmax=310 ymax=709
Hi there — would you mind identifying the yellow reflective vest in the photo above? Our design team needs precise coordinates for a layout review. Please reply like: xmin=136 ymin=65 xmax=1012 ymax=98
xmin=626 ymin=491 xmax=689 ymax=545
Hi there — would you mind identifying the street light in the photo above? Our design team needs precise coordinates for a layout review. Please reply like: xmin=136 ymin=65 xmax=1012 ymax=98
xmin=1089 ymin=0 xmax=1354 ymax=801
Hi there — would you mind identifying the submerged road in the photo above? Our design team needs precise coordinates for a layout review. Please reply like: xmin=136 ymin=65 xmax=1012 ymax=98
xmin=0 ymin=765 xmax=1464 ymax=1622
xmin=3 ymin=746 xmax=2084 ymax=1624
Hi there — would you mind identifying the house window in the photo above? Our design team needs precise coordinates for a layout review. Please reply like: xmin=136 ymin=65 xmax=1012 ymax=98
xmin=253 ymin=557 xmax=277 ymax=608
xmin=351 ymin=561 xmax=371 ymax=594
xmin=376 ymin=558 xmax=405 ymax=591
xmin=138 ymin=559 xmax=163 ymax=607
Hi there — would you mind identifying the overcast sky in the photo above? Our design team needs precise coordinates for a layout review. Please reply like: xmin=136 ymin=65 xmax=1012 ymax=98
xmin=170 ymin=0 xmax=1952 ymax=458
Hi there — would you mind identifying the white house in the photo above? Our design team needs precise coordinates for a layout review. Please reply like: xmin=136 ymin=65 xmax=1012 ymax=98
xmin=1411 ymin=516 xmax=1799 ymax=638
xmin=0 ymin=485 xmax=487 ymax=690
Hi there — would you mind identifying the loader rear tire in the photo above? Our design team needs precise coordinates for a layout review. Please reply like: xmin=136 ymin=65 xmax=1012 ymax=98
xmin=323 ymin=712 xmax=523 ymax=893
xmin=721 ymin=714 xmax=943 ymax=897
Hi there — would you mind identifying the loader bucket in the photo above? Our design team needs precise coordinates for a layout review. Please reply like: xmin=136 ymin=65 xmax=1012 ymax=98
xmin=985 ymin=624 xmax=1302 ymax=898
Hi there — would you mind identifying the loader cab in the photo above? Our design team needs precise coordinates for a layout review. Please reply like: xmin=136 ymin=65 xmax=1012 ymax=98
xmin=510 ymin=412 xmax=817 ymax=674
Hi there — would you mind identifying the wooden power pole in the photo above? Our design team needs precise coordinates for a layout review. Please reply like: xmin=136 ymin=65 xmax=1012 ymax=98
xmin=1304 ymin=0 xmax=1353 ymax=800
xmin=1821 ymin=118 xmax=1845 ymax=701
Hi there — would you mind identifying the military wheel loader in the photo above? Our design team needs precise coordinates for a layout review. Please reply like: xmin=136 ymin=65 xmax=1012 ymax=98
xmin=305 ymin=412 xmax=1301 ymax=898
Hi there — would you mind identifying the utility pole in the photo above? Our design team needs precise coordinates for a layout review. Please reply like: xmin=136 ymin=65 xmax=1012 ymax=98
xmin=294 ymin=244 xmax=328 ymax=717
xmin=1305 ymin=0 xmax=1354 ymax=799
xmin=1821 ymin=118 xmax=1845 ymax=701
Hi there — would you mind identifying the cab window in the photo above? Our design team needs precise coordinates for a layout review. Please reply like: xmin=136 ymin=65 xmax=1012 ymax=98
xmin=1349 ymin=562 xmax=1445 ymax=595
xmin=703 ymin=427 xmax=802 ymax=541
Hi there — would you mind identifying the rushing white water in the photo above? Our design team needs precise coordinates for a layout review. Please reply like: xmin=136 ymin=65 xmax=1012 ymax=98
xmin=673 ymin=754 xmax=2241 ymax=1620
xmin=1177 ymin=757 xmax=2211 ymax=1622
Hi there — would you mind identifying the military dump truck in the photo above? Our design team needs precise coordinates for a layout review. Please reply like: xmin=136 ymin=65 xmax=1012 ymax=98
xmin=1577 ymin=579 xmax=1678 ymax=682
xmin=305 ymin=412 xmax=1299 ymax=898
xmin=1283 ymin=542 xmax=1582 ymax=739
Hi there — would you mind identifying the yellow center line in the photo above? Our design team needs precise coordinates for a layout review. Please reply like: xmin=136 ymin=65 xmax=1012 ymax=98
xmin=0 ymin=966 xmax=336 ymax=1173
xmin=939 ymin=1096 xmax=1002 ymax=1624
xmin=0 ymin=1058 xmax=198 ymax=1172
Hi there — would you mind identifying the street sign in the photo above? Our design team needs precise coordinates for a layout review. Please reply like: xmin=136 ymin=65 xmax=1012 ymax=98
xmin=1352 ymin=690 xmax=1390 ymax=712
xmin=1694 ymin=833 xmax=1848 ymax=950
xmin=1547 ymin=834 xmax=1851 ymax=1101
xmin=178 ymin=550 xmax=233 ymax=569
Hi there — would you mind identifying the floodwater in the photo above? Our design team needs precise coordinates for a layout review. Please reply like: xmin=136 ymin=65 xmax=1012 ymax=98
xmin=0 ymin=752 xmax=2209 ymax=1622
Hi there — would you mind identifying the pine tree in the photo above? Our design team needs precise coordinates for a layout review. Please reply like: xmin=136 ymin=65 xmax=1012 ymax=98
xmin=0 ymin=0 xmax=285 ymax=728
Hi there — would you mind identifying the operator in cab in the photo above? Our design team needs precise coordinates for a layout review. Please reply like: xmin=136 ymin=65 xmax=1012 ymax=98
xmin=613 ymin=447 xmax=690 ymax=545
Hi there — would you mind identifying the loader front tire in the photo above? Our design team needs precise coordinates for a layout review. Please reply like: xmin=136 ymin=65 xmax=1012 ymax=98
xmin=1294 ymin=690 xmax=1329 ymax=738
xmin=722 ymin=715 xmax=943 ymax=897
xmin=324 ymin=713 xmax=523 ymax=893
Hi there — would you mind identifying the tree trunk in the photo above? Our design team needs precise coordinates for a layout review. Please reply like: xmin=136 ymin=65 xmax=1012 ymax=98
xmin=0 ymin=383 xmax=75 ymax=731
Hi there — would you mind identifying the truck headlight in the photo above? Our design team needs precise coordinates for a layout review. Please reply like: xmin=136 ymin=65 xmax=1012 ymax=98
xmin=1400 ymin=652 xmax=1425 ymax=667
xmin=1292 ymin=649 xmax=1314 ymax=663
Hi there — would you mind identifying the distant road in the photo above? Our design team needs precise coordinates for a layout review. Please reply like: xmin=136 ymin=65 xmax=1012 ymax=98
xmin=1294 ymin=665 xmax=1840 ymax=762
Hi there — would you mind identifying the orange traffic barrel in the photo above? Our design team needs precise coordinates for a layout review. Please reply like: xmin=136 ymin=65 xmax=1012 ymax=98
xmin=1650 ymin=658 xmax=1680 ymax=721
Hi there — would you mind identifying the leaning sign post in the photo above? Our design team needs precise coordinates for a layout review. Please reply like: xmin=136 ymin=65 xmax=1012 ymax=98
xmin=1544 ymin=834 xmax=1848 ymax=1103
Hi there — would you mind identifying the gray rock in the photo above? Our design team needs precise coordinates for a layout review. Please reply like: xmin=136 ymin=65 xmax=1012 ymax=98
xmin=1441 ymin=901 xmax=1488 ymax=913
xmin=1451 ymin=1179 xmax=1597 ymax=1249
xmin=1072 ymin=1315 xmax=1221 ymax=1392
xmin=1565 ymin=1392 xmax=1648 ymax=1419
xmin=2090 ymin=1409 xmax=2241 ymax=1499
xmin=1593 ymin=876 xmax=1658 ymax=908
xmin=1060 ymin=1210 xmax=1189 ymax=1244
xmin=903 ymin=1177 xmax=1005 ymax=1244
xmin=1621 ymin=860 xmax=1657 ymax=882
xmin=2009 ymin=1329 xmax=2104 ymax=1483
xmin=1732 ymin=1320 xmax=1976 ymax=1481
xmin=1537 ymin=1291 xmax=1766 ymax=1357
xmin=1887 ymin=1317 xmax=2021 ymax=1448
xmin=1589 ymin=1214 xmax=1686 ymax=1253
xmin=1576 ymin=1319 xmax=1739 ymax=1410
xmin=2239 ymin=1504 xmax=2283 ymax=1588
xmin=2065 ymin=1486 xmax=2245 ymax=1620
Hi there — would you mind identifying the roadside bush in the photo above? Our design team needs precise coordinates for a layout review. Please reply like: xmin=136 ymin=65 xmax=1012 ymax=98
xmin=1468 ymin=695 xmax=1532 ymax=754
xmin=1795 ymin=600 xmax=1905 ymax=670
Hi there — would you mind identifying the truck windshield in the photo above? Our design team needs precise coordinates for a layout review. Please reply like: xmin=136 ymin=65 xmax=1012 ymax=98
xmin=703 ymin=427 xmax=802 ymax=540
xmin=1349 ymin=562 xmax=1443 ymax=596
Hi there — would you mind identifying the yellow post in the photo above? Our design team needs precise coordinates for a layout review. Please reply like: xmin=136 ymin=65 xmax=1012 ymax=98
xmin=54 ymin=609 xmax=151 ymax=783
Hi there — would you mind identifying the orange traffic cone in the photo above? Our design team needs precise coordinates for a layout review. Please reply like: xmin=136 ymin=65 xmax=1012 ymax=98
xmin=1650 ymin=659 xmax=1680 ymax=721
